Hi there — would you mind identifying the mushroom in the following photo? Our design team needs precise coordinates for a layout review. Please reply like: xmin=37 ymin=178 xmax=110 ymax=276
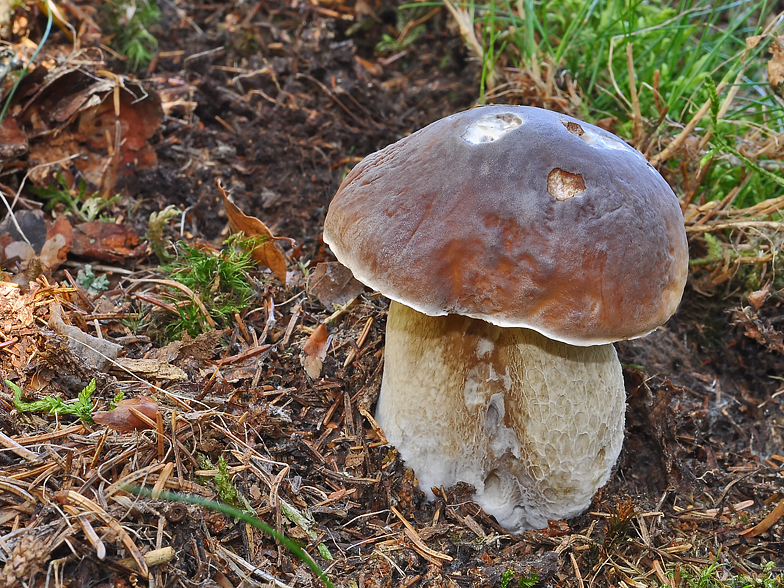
xmin=323 ymin=106 xmax=688 ymax=532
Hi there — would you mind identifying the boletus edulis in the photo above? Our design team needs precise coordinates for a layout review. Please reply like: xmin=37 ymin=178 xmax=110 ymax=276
xmin=323 ymin=105 xmax=688 ymax=532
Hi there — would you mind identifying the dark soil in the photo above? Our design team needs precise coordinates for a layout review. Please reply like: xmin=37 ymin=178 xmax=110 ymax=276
xmin=138 ymin=0 xmax=477 ymax=247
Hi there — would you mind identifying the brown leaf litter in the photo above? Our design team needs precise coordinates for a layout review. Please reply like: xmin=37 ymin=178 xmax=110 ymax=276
xmin=0 ymin=261 xmax=782 ymax=587
xmin=6 ymin=66 xmax=162 ymax=196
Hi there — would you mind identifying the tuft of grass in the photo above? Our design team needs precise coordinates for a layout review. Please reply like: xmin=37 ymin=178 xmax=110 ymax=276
xmin=439 ymin=0 xmax=783 ymax=202
xmin=159 ymin=235 xmax=256 ymax=339
xmin=374 ymin=3 xmax=435 ymax=56
xmin=7 ymin=378 xmax=96 ymax=425
xmin=105 ymin=0 xmax=160 ymax=71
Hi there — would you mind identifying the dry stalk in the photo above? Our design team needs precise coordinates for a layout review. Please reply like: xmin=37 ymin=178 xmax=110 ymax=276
xmin=442 ymin=0 xmax=498 ymax=89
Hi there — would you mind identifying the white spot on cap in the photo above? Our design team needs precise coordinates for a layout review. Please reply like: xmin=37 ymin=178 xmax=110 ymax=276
xmin=579 ymin=129 xmax=632 ymax=152
xmin=561 ymin=118 xmax=634 ymax=152
xmin=462 ymin=113 xmax=523 ymax=144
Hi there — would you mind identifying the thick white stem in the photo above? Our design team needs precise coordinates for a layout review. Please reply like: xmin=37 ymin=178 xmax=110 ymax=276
xmin=375 ymin=301 xmax=625 ymax=532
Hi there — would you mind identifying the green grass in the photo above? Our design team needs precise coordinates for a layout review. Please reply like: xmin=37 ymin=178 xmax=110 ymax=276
xmin=122 ymin=486 xmax=335 ymax=588
xmin=395 ymin=0 xmax=784 ymax=294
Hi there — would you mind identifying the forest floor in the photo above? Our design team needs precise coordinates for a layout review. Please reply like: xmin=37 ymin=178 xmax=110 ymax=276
xmin=0 ymin=1 xmax=783 ymax=587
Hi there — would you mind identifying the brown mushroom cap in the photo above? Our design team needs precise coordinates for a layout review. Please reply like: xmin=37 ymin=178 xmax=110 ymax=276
xmin=323 ymin=106 xmax=688 ymax=345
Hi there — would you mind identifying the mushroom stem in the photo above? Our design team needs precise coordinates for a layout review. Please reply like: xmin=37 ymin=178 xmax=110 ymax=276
xmin=376 ymin=301 xmax=626 ymax=532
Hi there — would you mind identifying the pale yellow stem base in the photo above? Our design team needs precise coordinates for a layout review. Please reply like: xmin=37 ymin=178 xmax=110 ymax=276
xmin=376 ymin=301 xmax=625 ymax=532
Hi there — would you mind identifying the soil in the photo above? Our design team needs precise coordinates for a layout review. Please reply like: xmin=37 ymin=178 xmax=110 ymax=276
xmin=0 ymin=1 xmax=783 ymax=587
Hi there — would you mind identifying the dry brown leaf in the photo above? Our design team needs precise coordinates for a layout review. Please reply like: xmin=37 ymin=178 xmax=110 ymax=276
xmin=746 ymin=35 xmax=764 ymax=50
xmin=71 ymin=220 xmax=144 ymax=263
xmin=93 ymin=396 xmax=160 ymax=432
xmin=217 ymin=181 xmax=288 ymax=282
xmin=302 ymin=323 xmax=329 ymax=379
xmin=307 ymin=261 xmax=365 ymax=309
xmin=39 ymin=215 xmax=72 ymax=269
xmin=768 ymin=37 xmax=784 ymax=92
xmin=0 ymin=210 xmax=72 ymax=271
xmin=21 ymin=70 xmax=162 ymax=195
xmin=0 ymin=117 xmax=28 ymax=160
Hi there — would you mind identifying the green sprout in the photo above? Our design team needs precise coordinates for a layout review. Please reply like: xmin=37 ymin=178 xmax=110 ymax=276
xmin=30 ymin=173 xmax=118 ymax=222
xmin=157 ymin=236 xmax=256 ymax=339
xmin=8 ymin=378 xmax=96 ymax=425
xmin=501 ymin=569 xmax=540 ymax=588
xmin=213 ymin=454 xmax=254 ymax=515
xmin=146 ymin=205 xmax=180 ymax=264
xmin=77 ymin=265 xmax=110 ymax=296
xmin=109 ymin=389 xmax=125 ymax=409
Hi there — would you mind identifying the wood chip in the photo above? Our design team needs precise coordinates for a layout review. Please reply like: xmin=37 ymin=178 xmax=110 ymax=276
xmin=112 ymin=358 xmax=188 ymax=381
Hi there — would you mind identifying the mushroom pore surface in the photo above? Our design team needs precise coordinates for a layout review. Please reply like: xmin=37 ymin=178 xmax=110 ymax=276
xmin=376 ymin=302 xmax=625 ymax=532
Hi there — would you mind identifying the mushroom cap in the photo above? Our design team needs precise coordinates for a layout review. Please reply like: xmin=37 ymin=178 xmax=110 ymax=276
xmin=323 ymin=105 xmax=688 ymax=345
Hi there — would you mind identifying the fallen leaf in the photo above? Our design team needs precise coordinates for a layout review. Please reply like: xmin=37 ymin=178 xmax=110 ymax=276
xmin=307 ymin=261 xmax=365 ymax=309
xmin=21 ymin=69 xmax=162 ymax=195
xmin=540 ymin=519 xmax=570 ymax=537
xmin=0 ymin=118 xmax=28 ymax=161
xmin=302 ymin=323 xmax=329 ymax=379
xmin=39 ymin=215 xmax=73 ymax=270
xmin=151 ymin=330 xmax=223 ymax=364
xmin=71 ymin=221 xmax=144 ymax=263
xmin=93 ymin=397 xmax=160 ymax=432
xmin=748 ymin=282 xmax=771 ymax=310
xmin=768 ymin=37 xmax=784 ymax=92
xmin=0 ymin=210 xmax=72 ymax=270
xmin=746 ymin=34 xmax=764 ymax=50
xmin=217 ymin=181 xmax=288 ymax=282
xmin=0 ymin=282 xmax=35 ymax=336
